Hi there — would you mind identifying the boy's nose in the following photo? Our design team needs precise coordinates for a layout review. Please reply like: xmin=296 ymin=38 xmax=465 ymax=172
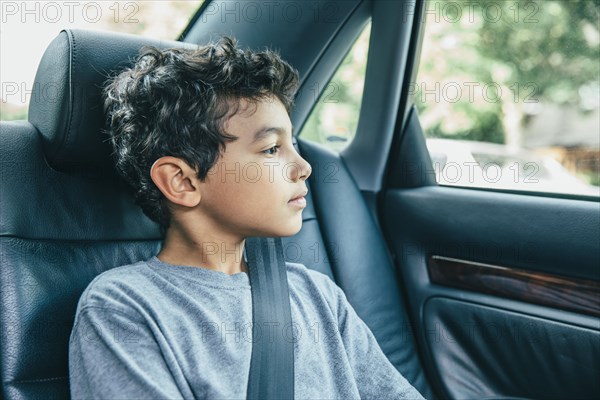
xmin=288 ymin=157 xmax=312 ymax=182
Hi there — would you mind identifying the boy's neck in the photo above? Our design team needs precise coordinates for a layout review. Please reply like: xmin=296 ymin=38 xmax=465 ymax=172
xmin=157 ymin=224 xmax=248 ymax=275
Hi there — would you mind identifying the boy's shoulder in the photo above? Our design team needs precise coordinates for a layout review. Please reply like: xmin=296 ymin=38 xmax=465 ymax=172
xmin=75 ymin=258 xmax=154 ymax=315
xmin=285 ymin=261 xmax=344 ymax=307
xmin=285 ymin=261 xmax=334 ymax=285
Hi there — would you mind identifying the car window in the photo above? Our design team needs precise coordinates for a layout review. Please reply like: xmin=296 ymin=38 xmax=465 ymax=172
xmin=413 ymin=0 xmax=599 ymax=197
xmin=300 ymin=22 xmax=371 ymax=152
xmin=1 ymin=1 xmax=202 ymax=121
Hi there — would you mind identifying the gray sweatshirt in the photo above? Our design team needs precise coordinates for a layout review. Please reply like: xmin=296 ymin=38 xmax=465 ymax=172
xmin=69 ymin=256 xmax=425 ymax=399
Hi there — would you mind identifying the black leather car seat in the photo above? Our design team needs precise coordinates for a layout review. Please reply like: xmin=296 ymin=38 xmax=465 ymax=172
xmin=0 ymin=29 xmax=432 ymax=399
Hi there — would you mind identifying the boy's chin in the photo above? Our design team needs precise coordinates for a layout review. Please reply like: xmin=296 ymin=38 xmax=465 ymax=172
xmin=245 ymin=217 xmax=303 ymax=238
xmin=267 ymin=220 xmax=303 ymax=238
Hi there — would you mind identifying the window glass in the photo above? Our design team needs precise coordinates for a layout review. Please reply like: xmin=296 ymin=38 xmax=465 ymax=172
xmin=1 ymin=1 xmax=202 ymax=121
xmin=300 ymin=22 xmax=371 ymax=152
xmin=414 ymin=0 xmax=599 ymax=196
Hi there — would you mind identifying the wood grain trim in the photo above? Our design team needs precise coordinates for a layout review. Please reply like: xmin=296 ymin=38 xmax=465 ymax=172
xmin=427 ymin=255 xmax=600 ymax=317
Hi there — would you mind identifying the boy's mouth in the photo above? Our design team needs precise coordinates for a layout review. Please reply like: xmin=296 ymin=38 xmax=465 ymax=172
xmin=288 ymin=189 xmax=308 ymax=208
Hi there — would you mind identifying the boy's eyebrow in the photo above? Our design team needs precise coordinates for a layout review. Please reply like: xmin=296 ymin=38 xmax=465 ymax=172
xmin=251 ymin=125 xmax=294 ymax=144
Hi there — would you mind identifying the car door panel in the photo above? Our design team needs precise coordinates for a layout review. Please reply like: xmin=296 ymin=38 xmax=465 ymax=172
xmin=387 ymin=186 xmax=600 ymax=281
xmin=381 ymin=116 xmax=600 ymax=398
xmin=424 ymin=297 xmax=599 ymax=399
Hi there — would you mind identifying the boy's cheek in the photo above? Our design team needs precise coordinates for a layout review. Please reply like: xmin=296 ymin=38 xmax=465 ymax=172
xmin=207 ymin=160 xmax=281 ymax=185
xmin=260 ymin=160 xmax=282 ymax=183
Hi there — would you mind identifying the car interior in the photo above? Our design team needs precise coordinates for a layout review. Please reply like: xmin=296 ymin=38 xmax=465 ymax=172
xmin=1 ymin=1 xmax=598 ymax=399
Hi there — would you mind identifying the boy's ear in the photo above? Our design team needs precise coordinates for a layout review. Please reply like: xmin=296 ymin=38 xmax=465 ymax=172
xmin=150 ymin=156 xmax=201 ymax=208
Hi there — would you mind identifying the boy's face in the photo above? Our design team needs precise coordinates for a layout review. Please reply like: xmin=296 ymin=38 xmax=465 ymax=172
xmin=198 ymin=97 xmax=312 ymax=238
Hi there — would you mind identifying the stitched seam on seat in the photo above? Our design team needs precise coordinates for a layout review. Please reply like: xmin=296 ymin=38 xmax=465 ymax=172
xmin=63 ymin=29 xmax=77 ymax=165
xmin=10 ymin=376 xmax=67 ymax=384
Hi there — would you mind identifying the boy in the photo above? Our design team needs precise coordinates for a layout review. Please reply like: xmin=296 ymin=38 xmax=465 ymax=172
xmin=68 ymin=37 xmax=425 ymax=399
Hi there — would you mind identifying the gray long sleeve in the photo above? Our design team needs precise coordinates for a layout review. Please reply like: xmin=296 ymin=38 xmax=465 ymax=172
xmin=69 ymin=256 xmax=425 ymax=399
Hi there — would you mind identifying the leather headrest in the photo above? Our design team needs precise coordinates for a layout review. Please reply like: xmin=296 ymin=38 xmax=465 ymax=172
xmin=28 ymin=29 xmax=197 ymax=172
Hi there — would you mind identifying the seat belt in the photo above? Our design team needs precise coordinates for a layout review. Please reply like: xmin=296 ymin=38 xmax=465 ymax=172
xmin=244 ymin=237 xmax=295 ymax=400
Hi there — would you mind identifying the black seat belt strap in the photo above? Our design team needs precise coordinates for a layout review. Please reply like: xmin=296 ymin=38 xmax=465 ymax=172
xmin=244 ymin=237 xmax=295 ymax=400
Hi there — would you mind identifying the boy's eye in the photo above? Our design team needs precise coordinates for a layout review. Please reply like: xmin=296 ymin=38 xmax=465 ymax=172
xmin=263 ymin=145 xmax=280 ymax=155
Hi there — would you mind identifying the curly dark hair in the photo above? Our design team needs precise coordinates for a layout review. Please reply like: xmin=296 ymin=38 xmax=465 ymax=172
xmin=103 ymin=37 xmax=300 ymax=236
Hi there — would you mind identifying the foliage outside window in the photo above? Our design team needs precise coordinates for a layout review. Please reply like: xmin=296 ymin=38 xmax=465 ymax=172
xmin=301 ymin=22 xmax=371 ymax=153
xmin=414 ymin=0 xmax=599 ymax=196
